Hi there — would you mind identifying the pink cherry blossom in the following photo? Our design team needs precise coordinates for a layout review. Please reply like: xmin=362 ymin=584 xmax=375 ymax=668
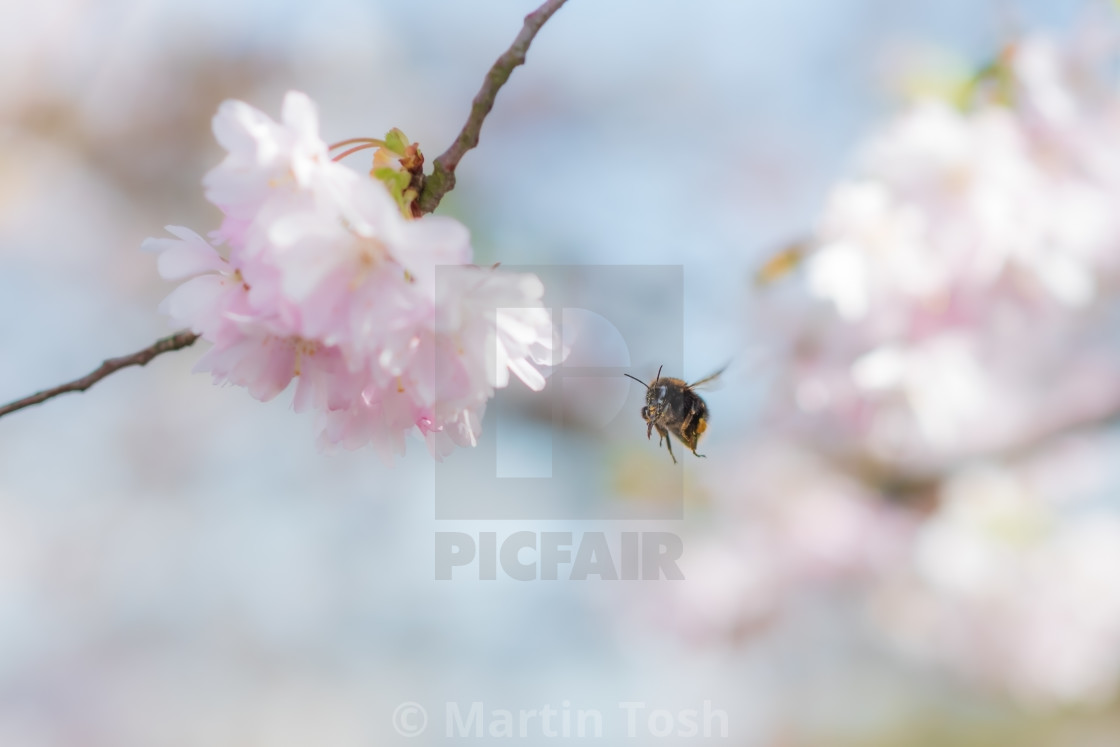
xmin=143 ymin=91 xmax=553 ymax=460
xmin=773 ymin=30 xmax=1120 ymax=705
xmin=758 ymin=33 xmax=1120 ymax=475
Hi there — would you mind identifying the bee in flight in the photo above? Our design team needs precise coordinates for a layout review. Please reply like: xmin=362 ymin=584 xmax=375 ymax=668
xmin=623 ymin=365 xmax=724 ymax=464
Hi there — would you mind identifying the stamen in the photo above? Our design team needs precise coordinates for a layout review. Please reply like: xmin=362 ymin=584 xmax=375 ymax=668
xmin=328 ymin=137 xmax=385 ymax=151
xmin=332 ymin=142 xmax=382 ymax=162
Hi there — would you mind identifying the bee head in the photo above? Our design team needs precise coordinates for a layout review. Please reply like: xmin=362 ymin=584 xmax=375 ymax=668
xmin=626 ymin=365 xmax=665 ymax=424
xmin=646 ymin=385 xmax=668 ymax=415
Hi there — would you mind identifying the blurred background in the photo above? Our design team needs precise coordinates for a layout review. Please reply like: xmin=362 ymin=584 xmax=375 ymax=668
xmin=2 ymin=0 xmax=1119 ymax=744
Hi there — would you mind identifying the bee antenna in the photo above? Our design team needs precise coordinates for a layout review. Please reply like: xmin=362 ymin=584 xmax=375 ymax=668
xmin=623 ymin=373 xmax=648 ymax=389
xmin=655 ymin=364 xmax=663 ymax=381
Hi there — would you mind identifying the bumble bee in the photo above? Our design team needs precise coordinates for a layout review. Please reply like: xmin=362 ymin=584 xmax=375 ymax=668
xmin=624 ymin=365 xmax=724 ymax=464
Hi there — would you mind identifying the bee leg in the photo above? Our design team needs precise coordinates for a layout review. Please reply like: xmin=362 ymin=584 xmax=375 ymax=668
xmin=680 ymin=408 xmax=695 ymax=433
xmin=655 ymin=425 xmax=677 ymax=464
xmin=646 ymin=421 xmax=653 ymax=440
xmin=681 ymin=405 xmax=708 ymax=460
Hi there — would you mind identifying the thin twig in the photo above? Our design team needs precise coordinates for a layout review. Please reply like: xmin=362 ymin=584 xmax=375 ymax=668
xmin=0 ymin=330 xmax=200 ymax=419
xmin=416 ymin=0 xmax=570 ymax=214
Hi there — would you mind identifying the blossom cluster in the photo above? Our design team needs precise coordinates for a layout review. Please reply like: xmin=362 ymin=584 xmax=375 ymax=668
xmin=763 ymin=33 xmax=1120 ymax=474
xmin=144 ymin=92 xmax=553 ymax=460
xmin=765 ymin=31 xmax=1120 ymax=702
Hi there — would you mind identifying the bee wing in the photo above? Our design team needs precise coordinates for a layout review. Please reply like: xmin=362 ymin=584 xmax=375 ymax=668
xmin=688 ymin=363 xmax=729 ymax=391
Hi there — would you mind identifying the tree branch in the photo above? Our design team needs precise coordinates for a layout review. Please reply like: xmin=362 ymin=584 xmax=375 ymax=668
xmin=833 ymin=396 xmax=1120 ymax=509
xmin=0 ymin=330 xmax=199 ymax=419
xmin=416 ymin=0 xmax=570 ymax=214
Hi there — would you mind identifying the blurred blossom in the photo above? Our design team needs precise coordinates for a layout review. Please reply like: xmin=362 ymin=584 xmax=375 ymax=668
xmin=759 ymin=29 xmax=1120 ymax=474
xmin=657 ymin=25 xmax=1120 ymax=709
xmin=655 ymin=442 xmax=919 ymax=642
xmin=144 ymin=91 xmax=554 ymax=461
xmin=665 ymin=535 xmax=783 ymax=642
xmin=874 ymin=457 xmax=1120 ymax=705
